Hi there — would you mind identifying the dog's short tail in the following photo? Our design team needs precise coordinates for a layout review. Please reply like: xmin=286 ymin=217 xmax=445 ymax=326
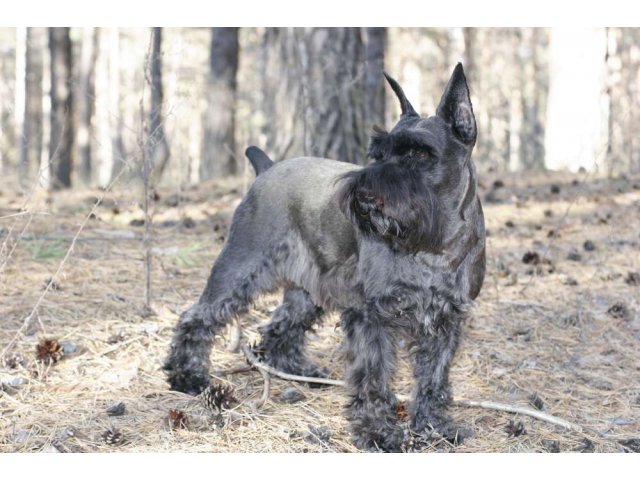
xmin=245 ymin=146 xmax=274 ymax=176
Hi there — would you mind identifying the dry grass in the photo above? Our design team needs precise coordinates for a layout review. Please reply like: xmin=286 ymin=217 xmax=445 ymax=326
xmin=1 ymin=170 xmax=639 ymax=453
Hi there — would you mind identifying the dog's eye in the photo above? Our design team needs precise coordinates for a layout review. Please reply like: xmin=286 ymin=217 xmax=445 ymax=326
xmin=408 ymin=149 xmax=429 ymax=161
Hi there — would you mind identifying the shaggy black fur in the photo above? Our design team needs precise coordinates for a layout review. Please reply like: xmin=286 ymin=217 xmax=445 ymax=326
xmin=164 ymin=63 xmax=486 ymax=452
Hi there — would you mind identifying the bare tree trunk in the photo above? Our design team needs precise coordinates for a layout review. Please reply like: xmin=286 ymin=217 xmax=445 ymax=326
xmin=261 ymin=27 xmax=366 ymax=164
xmin=260 ymin=27 xmax=298 ymax=160
xmin=299 ymin=28 xmax=365 ymax=163
xmin=14 ymin=29 xmax=45 ymax=185
xmin=463 ymin=28 xmax=477 ymax=87
xmin=15 ymin=28 xmax=26 ymax=184
xmin=201 ymin=27 xmax=239 ymax=180
xmin=148 ymin=27 xmax=170 ymax=184
xmin=364 ymin=28 xmax=386 ymax=131
xmin=516 ymin=28 xmax=547 ymax=170
xmin=48 ymin=27 xmax=74 ymax=189
xmin=78 ymin=27 xmax=98 ymax=185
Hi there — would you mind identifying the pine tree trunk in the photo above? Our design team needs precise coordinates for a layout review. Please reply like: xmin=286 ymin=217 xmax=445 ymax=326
xmin=48 ymin=27 xmax=74 ymax=189
xmin=364 ymin=28 xmax=386 ymax=131
xmin=15 ymin=28 xmax=26 ymax=183
xmin=261 ymin=27 xmax=366 ymax=164
xmin=148 ymin=27 xmax=170 ymax=184
xmin=78 ymin=27 xmax=98 ymax=185
xmin=201 ymin=27 xmax=239 ymax=180
xmin=22 ymin=28 xmax=44 ymax=185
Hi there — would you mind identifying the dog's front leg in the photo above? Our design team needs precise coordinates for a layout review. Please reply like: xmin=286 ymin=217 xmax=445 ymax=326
xmin=409 ymin=313 xmax=464 ymax=444
xmin=341 ymin=307 xmax=404 ymax=452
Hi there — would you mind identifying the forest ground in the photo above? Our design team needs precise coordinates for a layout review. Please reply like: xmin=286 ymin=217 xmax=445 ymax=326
xmin=1 ymin=167 xmax=639 ymax=452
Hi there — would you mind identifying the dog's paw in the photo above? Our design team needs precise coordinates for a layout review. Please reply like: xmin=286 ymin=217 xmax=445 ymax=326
xmin=164 ymin=365 xmax=210 ymax=396
xmin=353 ymin=425 xmax=406 ymax=453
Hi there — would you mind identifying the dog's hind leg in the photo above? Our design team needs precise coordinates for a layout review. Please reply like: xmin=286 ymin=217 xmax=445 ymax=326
xmin=255 ymin=287 xmax=326 ymax=378
xmin=409 ymin=313 xmax=464 ymax=443
xmin=163 ymin=243 xmax=282 ymax=395
xmin=342 ymin=307 xmax=404 ymax=452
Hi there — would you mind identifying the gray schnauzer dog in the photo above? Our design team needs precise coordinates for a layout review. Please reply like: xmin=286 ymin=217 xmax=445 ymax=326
xmin=164 ymin=63 xmax=485 ymax=452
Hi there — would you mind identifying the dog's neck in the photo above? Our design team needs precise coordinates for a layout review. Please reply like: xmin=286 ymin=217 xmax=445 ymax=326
xmin=438 ymin=154 xmax=481 ymax=269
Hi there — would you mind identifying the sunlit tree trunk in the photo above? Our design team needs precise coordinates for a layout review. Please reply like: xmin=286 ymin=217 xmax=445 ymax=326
xmin=48 ymin=27 xmax=74 ymax=189
xmin=201 ymin=27 xmax=239 ymax=180
xmin=95 ymin=28 xmax=124 ymax=188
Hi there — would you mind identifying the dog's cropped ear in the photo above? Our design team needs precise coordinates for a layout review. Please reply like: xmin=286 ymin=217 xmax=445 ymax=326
xmin=436 ymin=63 xmax=477 ymax=146
xmin=383 ymin=72 xmax=418 ymax=118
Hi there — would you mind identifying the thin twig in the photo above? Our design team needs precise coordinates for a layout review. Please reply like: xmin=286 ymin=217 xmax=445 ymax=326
xmin=252 ymin=366 xmax=271 ymax=411
xmin=140 ymin=30 xmax=154 ymax=311
xmin=452 ymin=398 xmax=582 ymax=432
xmin=242 ymin=344 xmax=345 ymax=387
xmin=212 ymin=365 xmax=254 ymax=376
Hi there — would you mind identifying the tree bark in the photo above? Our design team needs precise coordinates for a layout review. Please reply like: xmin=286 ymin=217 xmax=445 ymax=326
xmin=201 ymin=27 xmax=239 ymax=180
xmin=23 ymin=28 xmax=44 ymax=185
xmin=261 ymin=27 xmax=366 ymax=164
xmin=78 ymin=27 xmax=98 ymax=185
xmin=48 ymin=27 xmax=74 ymax=189
xmin=364 ymin=28 xmax=386 ymax=131
xmin=148 ymin=27 xmax=170 ymax=184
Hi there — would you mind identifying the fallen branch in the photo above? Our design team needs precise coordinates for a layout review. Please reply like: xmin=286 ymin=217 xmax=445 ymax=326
xmin=241 ymin=345 xmax=345 ymax=387
xmin=452 ymin=398 xmax=583 ymax=432
xmin=240 ymin=344 xmax=588 ymax=435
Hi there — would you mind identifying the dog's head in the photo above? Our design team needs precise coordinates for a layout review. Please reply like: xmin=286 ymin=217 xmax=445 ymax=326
xmin=338 ymin=63 xmax=477 ymax=254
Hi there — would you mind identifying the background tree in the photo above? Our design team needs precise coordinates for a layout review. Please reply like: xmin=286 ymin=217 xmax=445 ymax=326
xmin=261 ymin=27 xmax=366 ymax=164
xmin=147 ymin=27 xmax=170 ymax=184
xmin=1 ymin=27 xmax=639 ymax=189
xmin=48 ymin=27 xmax=74 ymax=189
xmin=364 ymin=27 xmax=386 ymax=132
xmin=77 ymin=27 xmax=98 ymax=185
xmin=22 ymin=28 xmax=44 ymax=185
xmin=200 ymin=27 xmax=239 ymax=180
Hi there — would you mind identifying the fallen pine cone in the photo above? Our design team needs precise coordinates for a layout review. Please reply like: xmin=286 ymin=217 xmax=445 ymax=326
xmin=167 ymin=409 xmax=189 ymax=430
xmin=505 ymin=420 xmax=526 ymax=438
xmin=102 ymin=425 xmax=125 ymax=446
xmin=200 ymin=383 xmax=237 ymax=412
xmin=36 ymin=339 xmax=63 ymax=365
xmin=3 ymin=352 xmax=26 ymax=369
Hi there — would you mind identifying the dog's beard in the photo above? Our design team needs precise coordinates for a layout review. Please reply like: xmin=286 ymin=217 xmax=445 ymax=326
xmin=337 ymin=162 xmax=443 ymax=254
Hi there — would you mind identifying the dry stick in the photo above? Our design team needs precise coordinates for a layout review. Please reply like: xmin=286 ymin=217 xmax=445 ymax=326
xmin=241 ymin=344 xmax=590 ymax=434
xmin=252 ymin=366 xmax=271 ymax=411
xmin=241 ymin=344 xmax=345 ymax=387
xmin=452 ymin=399 xmax=582 ymax=432
xmin=139 ymin=31 xmax=154 ymax=311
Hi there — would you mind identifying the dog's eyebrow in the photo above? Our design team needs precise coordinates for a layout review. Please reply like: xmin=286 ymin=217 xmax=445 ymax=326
xmin=389 ymin=129 xmax=442 ymax=156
